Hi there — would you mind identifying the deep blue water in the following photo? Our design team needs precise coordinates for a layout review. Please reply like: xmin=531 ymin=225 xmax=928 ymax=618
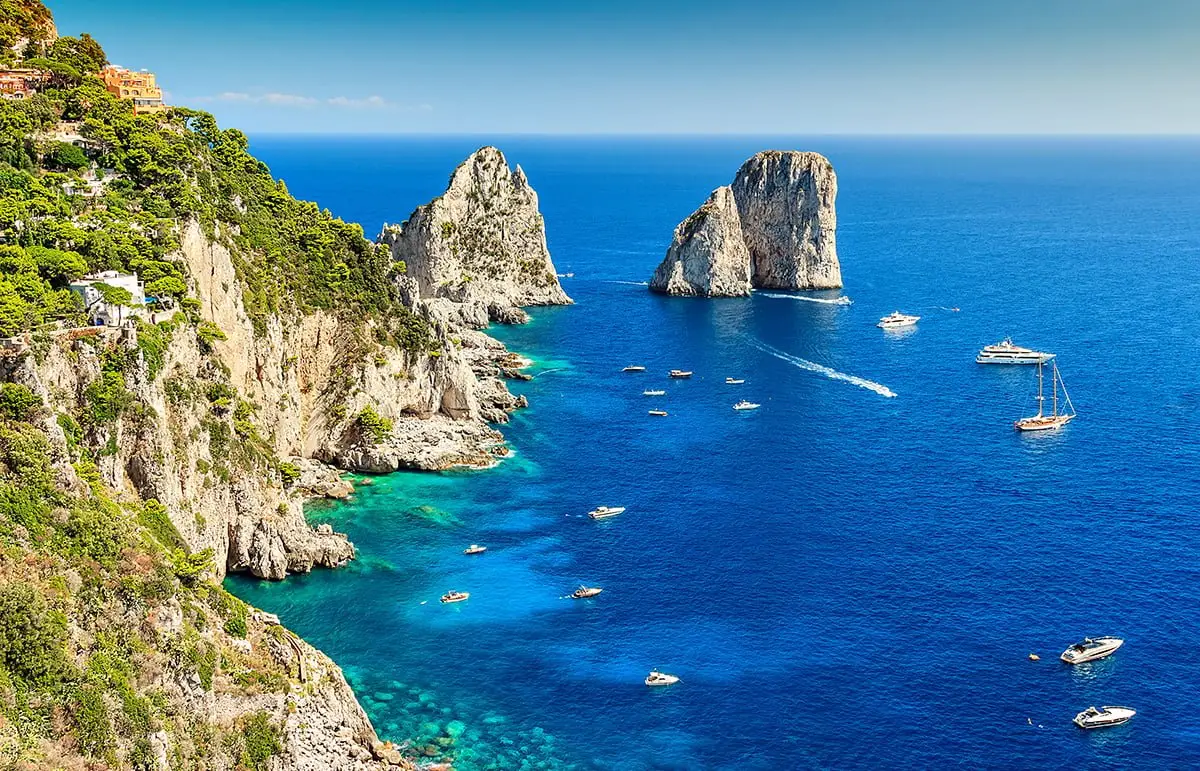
xmin=229 ymin=136 xmax=1200 ymax=769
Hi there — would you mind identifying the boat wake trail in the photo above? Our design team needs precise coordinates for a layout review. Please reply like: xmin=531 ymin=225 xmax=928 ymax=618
xmin=604 ymin=280 xmax=651 ymax=286
xmin=748 ymin=339 xmax=897 ymax=398
xmin=761 ymin=292 xmax=853 ymax=306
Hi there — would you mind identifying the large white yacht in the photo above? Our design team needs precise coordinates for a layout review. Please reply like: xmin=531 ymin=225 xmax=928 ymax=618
xmin=877 ymin=311 xmax=920 ymax=330
xmin=1060 ymin=636 xmax=1124 ymax=664
xmin=976 ymin=338 xmax=1055 ymax=365
xmin=588 ymin=506 xmax=626 ymax=520
xmin=1074 ymin=706 xmax=1136 ymax=729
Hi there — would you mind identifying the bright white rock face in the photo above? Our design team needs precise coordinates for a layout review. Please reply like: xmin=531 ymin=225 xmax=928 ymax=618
xmin=380 ymin=146 xmax=572 ymax=324
xmin=650 ymin=150 xmax=841 ymax=295
xmin=649 ymin=186 xmax=752 ymax=297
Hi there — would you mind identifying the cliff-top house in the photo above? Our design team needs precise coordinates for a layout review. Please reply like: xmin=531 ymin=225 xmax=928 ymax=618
xmin=69 ymin=270 xmax=146 ymax=326
xmin=99 ymin=64 xmax=167 ymax=115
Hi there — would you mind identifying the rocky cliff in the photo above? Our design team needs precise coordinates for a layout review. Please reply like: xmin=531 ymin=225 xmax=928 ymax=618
xmin=380 ymin=147 xmax=572 ymax=325
xmin=648 ymin=186 xmax=751 ymax=297
xmin=649 ymin=150 xmax=840 ymax=295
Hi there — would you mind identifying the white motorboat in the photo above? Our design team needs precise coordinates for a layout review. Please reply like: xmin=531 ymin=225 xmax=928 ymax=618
xmin=645 ymin=670 xmax=680 ymax=687
xmin=733 ymin=400 xmax=760 ymax=411
xmin=623 ymin=365 xmax=646 ymax=372
xmin=668 ymin=370 xmax=693 ymax=379
xmin=648 ymin=410 xmax=669 ymax=417
xmin=463 ymin=544 xmax=487 ymax=555
xmin=1060 ymin=636 xmax=1123 ymax=664
xmin=976 ymin=337 xmax=1055 ymax=365
xmin=588 ymin=506 xmax=626 ymax=520
xmin=440 ymin=591 xmax=470 ymax=604
xmin=1015 ymin=362 xmax=1076 ymax=431
xmin=643 ymin=390 xmax=666 ymax=396
xmin=571 ymin=586 xmax=603 ymax=599
xmin=1074 ymin=705 xmax=1136 ymax=729
xmin=725 ymin=378 xmax=745 ymax=385
xmin=877 ymin=311 xmax=920 ymax=330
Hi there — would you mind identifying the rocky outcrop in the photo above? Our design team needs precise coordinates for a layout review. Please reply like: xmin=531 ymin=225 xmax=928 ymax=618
xmin=649 ymin=186 xmax=751 ymax=297
xmin=650 ymin=150 xmax=840 ymax=295
xmin=379 ymin=146 xmax=572 ymax=325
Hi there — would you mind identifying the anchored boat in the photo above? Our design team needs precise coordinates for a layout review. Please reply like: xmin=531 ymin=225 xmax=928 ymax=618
xmin=643 ymin=390 xmax=666 ymax=396
xmin=725 ymin=378 xmax=745 ymax=385
xmin=463 ymin=544 xmax=487 ymax=555
xmin=733 ymin=400 xmax=760 ymax=411
xmin=668 ymin=370 xmax=693 ymax=379
xmin=622 ymin=365 xmax=646 ymax=373
xmin=1061 ymin=636 xmax=1123 ymax=664
xmin=1074 ymin=706 xmax=1136 ymax=729
xmin=648 ymin=410 xmax=669 ymax=417
xmin=1015 ymin=361 xmax=1076 ymax=431
xmin=571 ymin=586 xmax=603 ymax=599
xmin=440 ymin=591 xmax=470 ymax=604
xmin=976 ymin=337 xmax=1055 ymax=365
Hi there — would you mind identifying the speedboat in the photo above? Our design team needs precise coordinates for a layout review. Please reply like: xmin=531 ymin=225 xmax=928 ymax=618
xmin=1074 ymin=706 xmax=1136 ymax=729
xmin=668 ymin=370 xmax=693 ymax=379
xmin=622 ymin=365 xmax=646 ymax=372
xmin=877 ymin=311 xmax=920 ymax=329
xmin=976 ymin=337 xmax=1055 ymax=365
xmin=648 ymin=410 xmax=669 ymax=417
xmin=725 ymin=378 xmax=745 ymax=385
xmin=440 ymin=591 xmax=470 ymax=604
xmin=645 ymin=671 xmax=680 ymax=687
xmin=571 ymin=586 xmax=603 ymax=599
xmin=643 ymin=390 xmax=666 ymax=396
xmin=733 ymin=400 xmax=760 ymax=411
xmin=1060 ymin=636 xmax=1124 ymax=664
xmin=463 ymin=544 xmax=487 ymax=555
xmin=588 ymin=506 xmax=626 ymax=520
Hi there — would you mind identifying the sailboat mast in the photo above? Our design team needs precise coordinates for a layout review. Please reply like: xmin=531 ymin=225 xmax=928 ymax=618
xmin=1052 ymin=364 xmax=1059 ymax=417
xmin=1036 ymin=362 xmax=1045 ymax=417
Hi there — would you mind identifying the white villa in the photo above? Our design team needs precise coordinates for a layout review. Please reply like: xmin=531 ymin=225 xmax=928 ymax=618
xmin=69 ymin=270 xmax=146 ymax=326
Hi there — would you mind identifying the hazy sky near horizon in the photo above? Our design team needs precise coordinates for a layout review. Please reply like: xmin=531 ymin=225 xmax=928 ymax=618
xmin=48 ymin=0 xmax=1200 ymax=134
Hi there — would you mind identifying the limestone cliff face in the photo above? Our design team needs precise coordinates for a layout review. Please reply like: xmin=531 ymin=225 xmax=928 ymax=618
xmin=648 ymin=186 xmax=751 ymax=297
xmin=380 ymin=146 xmax=572 ymax=325
xmin=732 ymin=151 xmax=839 ymax=290
xmin=650 ymin=150 xmax=840 ymax=295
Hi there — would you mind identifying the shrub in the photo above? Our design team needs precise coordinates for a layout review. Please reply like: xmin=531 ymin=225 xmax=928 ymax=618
xmin=0 ymin=582 xmax=69 ymax=685
xmin=0 ymin=382 xmax=40 ymax=421
xmin=356 ymin=406 xmax=392 ymax=443
xmin=240 ymin=712 xmax=281 ymax=771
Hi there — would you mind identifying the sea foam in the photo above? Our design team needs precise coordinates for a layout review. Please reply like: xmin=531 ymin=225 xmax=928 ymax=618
xmin=748 ymin=338 xmax=897 ymax=398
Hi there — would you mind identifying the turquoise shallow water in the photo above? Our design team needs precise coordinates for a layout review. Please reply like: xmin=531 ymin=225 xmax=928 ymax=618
xmin=230 ymin=137 xmax=1200 ymax=769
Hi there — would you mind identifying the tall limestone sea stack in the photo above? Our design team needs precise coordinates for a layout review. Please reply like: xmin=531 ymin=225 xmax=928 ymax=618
xmin=649 ymin=150 xmax=840 ymax=296
xmin=381 ymin=146 xmax=572 ymax=325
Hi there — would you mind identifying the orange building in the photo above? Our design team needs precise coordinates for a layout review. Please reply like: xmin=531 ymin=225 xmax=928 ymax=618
xmin=0 ymin=69 xmax=50 ymax=100
xmin=100 ymin=65 xmax=168 ymax=115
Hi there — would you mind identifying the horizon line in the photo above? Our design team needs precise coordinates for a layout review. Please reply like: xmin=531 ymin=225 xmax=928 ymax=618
xmin=245 ymin=131 xmax=1200 ymax=139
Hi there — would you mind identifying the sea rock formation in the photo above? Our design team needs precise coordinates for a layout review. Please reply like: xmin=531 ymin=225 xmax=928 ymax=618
xmin=649 ymin=150 xmax=840 ymax=295
xmin=649 ymin=186 xmax=751 ymax=297
xmin=380 ymin=146 xmax=572 ymax=325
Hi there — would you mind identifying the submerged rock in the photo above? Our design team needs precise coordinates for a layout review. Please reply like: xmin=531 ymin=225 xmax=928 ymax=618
xmin=650 ymin=150 xmax=840 ymax=295
xmin=380 ymin=146 xmax=572 ymax=325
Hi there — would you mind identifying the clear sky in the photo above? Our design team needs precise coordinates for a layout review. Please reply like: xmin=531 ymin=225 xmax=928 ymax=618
xmin=47 ymin=0 xmax=1200 ymax=135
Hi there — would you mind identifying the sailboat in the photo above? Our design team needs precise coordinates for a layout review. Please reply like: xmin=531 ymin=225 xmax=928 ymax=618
xmin=1014 ymin=361 xmax=1076 ymax=431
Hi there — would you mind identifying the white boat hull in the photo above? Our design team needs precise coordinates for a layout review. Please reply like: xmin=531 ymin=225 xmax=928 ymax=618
xmin=1074 ymin=706 xmax=1135 ymax=729
xmin=1015 ymin=415 xmax=1074 ymax=432
xmin=1061 ymin=637 xmax=1123 ymax=664
xmin=976 ymin=355 xmax=1054 ymax=365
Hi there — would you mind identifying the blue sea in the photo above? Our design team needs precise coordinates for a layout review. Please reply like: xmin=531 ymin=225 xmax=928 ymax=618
xmin=228 ymin=136 xmax=1200 ymax=769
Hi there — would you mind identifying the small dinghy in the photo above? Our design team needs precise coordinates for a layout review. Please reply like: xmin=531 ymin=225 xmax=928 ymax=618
xmin=440 ymin=591 xmax=470 ymax=604
xmin=588 ymin=506 xmax=626 ymax=520
xmin=643 ymin=390 xmax=666 ymax=396
xmin=733 ymin=400 xmax=760 ymax=411
xmin=1060 ymin=636 xmax=1123 ymax=664
xmin=1074 ymin=705 xmax=1136 ymax=729
xmin=668 ymin=370 xmax=693 ymax=379
xmin=571 ymin=586 xmax=603 ymax=599
xmin=622 ymin=366 xmax=646 ymax=373
xmin=463 ymin=544 xmax=487 ymax=555
xmin=645 ymin=670 xmax=680 ymax=687
xmin=648 ymin=410 xmax=669 ymax=417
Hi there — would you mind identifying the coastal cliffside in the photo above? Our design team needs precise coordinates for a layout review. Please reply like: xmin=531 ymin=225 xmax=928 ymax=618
xmin=380 ymin=146 xmax=572 ymax=325
xmin=649 ymin=150 xmax=840 ymax=296
xmin=0 ymin=2 xmax=547 ymax=766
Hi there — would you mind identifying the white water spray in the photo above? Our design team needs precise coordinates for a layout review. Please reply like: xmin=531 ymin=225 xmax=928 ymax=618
xmin=748 ymin=339 xmax=897 ymax=398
